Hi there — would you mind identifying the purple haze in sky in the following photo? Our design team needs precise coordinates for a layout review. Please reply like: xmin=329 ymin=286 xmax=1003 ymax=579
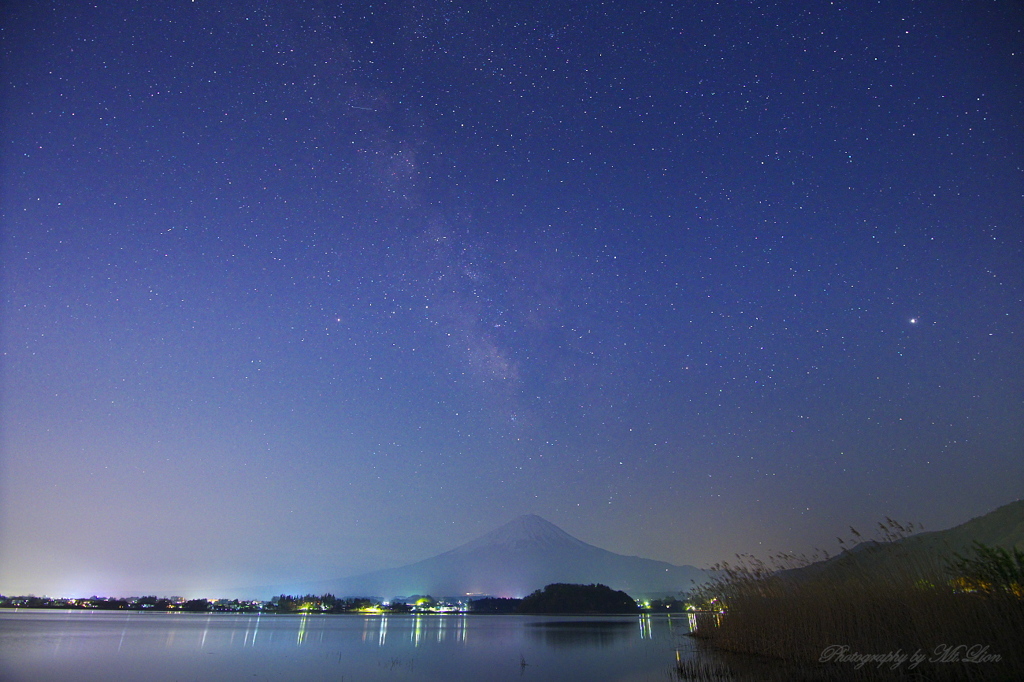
xmin=1 ymin=0 xmax=1021 ymax=598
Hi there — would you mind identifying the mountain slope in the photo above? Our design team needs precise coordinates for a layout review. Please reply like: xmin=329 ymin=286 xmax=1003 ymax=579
xmin=787 ymin=499 xmax=1024 ymax=583
xmin=322 ymin=515 xmax=707 ymax=599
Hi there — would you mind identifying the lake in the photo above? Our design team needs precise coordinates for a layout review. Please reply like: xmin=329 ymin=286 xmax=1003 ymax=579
xmin=0 ymin=610 xmax=700 ymax=681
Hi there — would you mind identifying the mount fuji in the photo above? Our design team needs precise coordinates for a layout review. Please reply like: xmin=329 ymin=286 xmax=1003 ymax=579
xmin=320 ymin=515 xmax=708 ymax=599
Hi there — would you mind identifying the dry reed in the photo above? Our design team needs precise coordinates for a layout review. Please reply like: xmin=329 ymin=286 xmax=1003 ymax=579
xmin=685 ymin=520 xmax=1024 ymax=681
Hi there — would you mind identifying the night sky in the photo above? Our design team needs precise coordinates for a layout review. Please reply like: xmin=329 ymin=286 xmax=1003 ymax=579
xmin=2 ymin=0 xmax=1021 ymax=599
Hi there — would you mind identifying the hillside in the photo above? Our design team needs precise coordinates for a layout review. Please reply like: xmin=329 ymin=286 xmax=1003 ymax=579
xmin=787 ymin=499 xmax=1024 ymax=583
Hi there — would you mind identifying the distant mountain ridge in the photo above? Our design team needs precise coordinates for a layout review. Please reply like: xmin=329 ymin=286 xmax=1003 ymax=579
xmin=787 ymin=499 xmax=1024 ymax=583
xmin=320 ymin=515 xmax=708 ymax=599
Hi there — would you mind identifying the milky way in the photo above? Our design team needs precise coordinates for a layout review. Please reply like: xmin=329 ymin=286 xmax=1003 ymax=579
xmin=1 ymin=0 xmax=1021 ymax=598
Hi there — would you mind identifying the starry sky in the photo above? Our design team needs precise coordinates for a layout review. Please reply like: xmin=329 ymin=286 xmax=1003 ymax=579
xmin=2 ymin=0 xmax=1021 ymax=599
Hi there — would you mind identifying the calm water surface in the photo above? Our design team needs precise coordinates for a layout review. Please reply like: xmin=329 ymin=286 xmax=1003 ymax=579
xmin=0 ymin=610 xmax=699 ymax=681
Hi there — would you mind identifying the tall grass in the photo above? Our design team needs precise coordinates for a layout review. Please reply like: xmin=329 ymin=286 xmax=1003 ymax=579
xmin=685 ymin=520 xmax=1024 ymax=681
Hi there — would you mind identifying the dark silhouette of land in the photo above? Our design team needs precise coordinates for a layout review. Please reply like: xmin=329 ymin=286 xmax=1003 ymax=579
xmin=518 ymin=583 xmax=639 ymax=614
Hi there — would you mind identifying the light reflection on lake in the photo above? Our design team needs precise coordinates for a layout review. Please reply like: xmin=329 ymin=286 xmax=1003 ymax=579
xmin=0 ymin=610 xmax=701 ymax=681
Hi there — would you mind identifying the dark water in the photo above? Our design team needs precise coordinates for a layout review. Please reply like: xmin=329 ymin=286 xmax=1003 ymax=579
xmin=0 ymin=610 xmax=699 ymax=681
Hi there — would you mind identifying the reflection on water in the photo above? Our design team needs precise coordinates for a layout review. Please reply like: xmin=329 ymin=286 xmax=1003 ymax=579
xmin=363 ymin=613 xmax=472 ymax=647
xmin=525 ymin=619 xmax=637 ymax=649
xmin=0 ymin=610 xmax=700 ymax=682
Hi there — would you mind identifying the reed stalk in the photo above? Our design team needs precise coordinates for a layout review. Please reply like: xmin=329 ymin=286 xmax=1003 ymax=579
xmin=685 ymin=522 xmax=1024 ymax=681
